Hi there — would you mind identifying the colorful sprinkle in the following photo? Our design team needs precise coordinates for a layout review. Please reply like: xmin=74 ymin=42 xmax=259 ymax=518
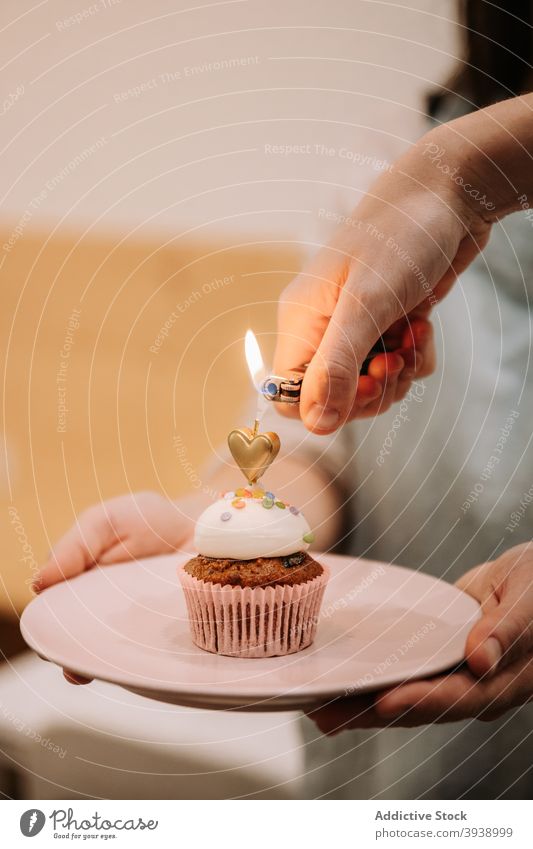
xmin=302 ymin=531 xmax=315 ymax=544
xmin=289 ymin=505 xmax=299 ymax=515
xmin=252 ymin=489 xmax=265 ymax=499
xmin=262 ymin=496 xmax=274 ymax=509
xmin=265 ymin=491 xmax=275 ymax=500
xmin=220 ymin=512 xmax=231 ymax=522
xmin=232 ymin=498 xmax=246 ymax=509
xmin=235 ymin=487 xmax=252 ymax=498
xmin=275 ymin=501 xmax=286 ymax=509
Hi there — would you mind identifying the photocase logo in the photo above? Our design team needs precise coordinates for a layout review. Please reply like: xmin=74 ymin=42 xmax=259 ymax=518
xmin=20 ymin=809 xmax=46 ymax=837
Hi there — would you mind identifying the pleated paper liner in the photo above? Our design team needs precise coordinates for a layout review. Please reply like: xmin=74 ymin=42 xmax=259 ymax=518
xmin=178 ymin=562 xmax=329 ymax=658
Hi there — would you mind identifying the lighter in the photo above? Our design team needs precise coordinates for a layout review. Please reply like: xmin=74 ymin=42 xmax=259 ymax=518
xmin=260 ymin=340 xmax=391 ymax=404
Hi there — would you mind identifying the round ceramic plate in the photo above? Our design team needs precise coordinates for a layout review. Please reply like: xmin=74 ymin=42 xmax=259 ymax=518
xmin=20 ymin=553 xmax=480 ymax=711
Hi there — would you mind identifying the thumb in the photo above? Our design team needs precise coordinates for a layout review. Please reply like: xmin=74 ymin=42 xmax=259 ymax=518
xmin=274 ymin=248 xmax=351 ymax=381
xmin=465 ymin=576 xmax=533 ymax=678
xmin=300 ymin=276 xmax=402 ymax=432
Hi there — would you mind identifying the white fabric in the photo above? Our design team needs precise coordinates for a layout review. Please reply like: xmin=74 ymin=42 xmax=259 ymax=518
xmin=0 ymin=654 xmax=303 ymax=799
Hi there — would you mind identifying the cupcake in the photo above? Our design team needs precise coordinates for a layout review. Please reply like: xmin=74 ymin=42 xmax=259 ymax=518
xmin=179 ymin=488 xmax=328 ymax=657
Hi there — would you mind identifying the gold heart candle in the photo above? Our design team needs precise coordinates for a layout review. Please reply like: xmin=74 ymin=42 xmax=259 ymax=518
xmin=228 ymin=422 xmax=280 ymax=484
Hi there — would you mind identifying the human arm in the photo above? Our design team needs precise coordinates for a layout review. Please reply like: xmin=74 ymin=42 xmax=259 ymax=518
xmin=275 ymin=93 xmax=533 ymax=433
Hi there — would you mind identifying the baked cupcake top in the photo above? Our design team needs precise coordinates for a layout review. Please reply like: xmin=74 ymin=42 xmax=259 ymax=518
xmin=184 ymin=551 xmax=323 ymax=588
xmin=194 ymin=487 xmax=315 ymax=559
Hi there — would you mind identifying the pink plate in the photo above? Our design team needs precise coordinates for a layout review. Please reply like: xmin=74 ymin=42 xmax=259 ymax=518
xmin=20 ymin=553 xmax=480 ymax=711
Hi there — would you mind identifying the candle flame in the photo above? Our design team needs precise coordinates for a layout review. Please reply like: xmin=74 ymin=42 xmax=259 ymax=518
xmin=245 ymin=329 xmax=266 ymax=388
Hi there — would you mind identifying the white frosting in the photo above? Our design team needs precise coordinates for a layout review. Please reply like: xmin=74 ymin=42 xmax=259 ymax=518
xmin=194 ymin=491 xmax=312 ymax=559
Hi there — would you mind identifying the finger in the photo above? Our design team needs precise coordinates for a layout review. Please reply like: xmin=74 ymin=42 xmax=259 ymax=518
xmin=376 ymin=655 xmax=533 ymax=725
xmin=63 ymin=669 xmax=93 ymax=686
xmin=395 ymin=347 xmax=419 ymax=384
xmin=299 ymin=268 xmax=402 ymax=432
xmin=349 ymin=378 xmax=385 ymax=419
xmin=308 ymin=655 xmax=533 ymax=732
xmin=367 ymin=352 xmax=405 ymax=384
xmin=34 ymin=506 xmax=116 ymax=591
xmin=456 ymin=562 xmax=499 ymax=617
xmin=353 ymin=375 xmax=383 ymax=406
xmin=375 ymin=673 xmax=473 ymax=724
xmin=367 ymin=352 xmax=405 ymax=413
xmin=465 ymin=569 xmax=533 ymax=677
xmin=391 ymin=348 xmax=425 ymax=403
xmin=272 ymin=400 xmax=301 ymax=421
xmin=403 ymin=318 xmax=435 ymax=378
xmin=306 ymin=695 xmax=382 ymax=734
xmin=401 ymin=317 xmax=431 ymax=350
xmin=98 ymin=540 xmax=138 ymax=565
xmin=374 ymin=672 xmax=488 ymax=725
xmin=99 ymin=532 xmax=178 ymax=564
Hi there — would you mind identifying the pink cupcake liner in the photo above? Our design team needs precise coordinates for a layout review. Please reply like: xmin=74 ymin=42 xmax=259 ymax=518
xmin=178 ymin=563 xmax=329 ymax=658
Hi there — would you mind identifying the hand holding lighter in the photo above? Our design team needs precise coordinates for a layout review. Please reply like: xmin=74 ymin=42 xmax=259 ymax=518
xmin=260 ymin=340 xmax=391 ymax=404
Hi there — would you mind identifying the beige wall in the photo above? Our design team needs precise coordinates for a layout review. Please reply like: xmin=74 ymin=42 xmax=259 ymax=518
xmin=1 ymin=0 xmax=457 ymax=243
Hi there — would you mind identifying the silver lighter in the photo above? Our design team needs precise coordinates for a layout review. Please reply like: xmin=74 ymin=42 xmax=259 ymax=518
xmin=260 ymin=341 xmax=390 ymax=404
xmin=260 ymin=365 xmax=307 ymax=404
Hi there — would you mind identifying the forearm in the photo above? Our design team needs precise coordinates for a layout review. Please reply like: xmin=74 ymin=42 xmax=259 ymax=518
xmin=422 ymin=92 xmax=533 ymax=221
